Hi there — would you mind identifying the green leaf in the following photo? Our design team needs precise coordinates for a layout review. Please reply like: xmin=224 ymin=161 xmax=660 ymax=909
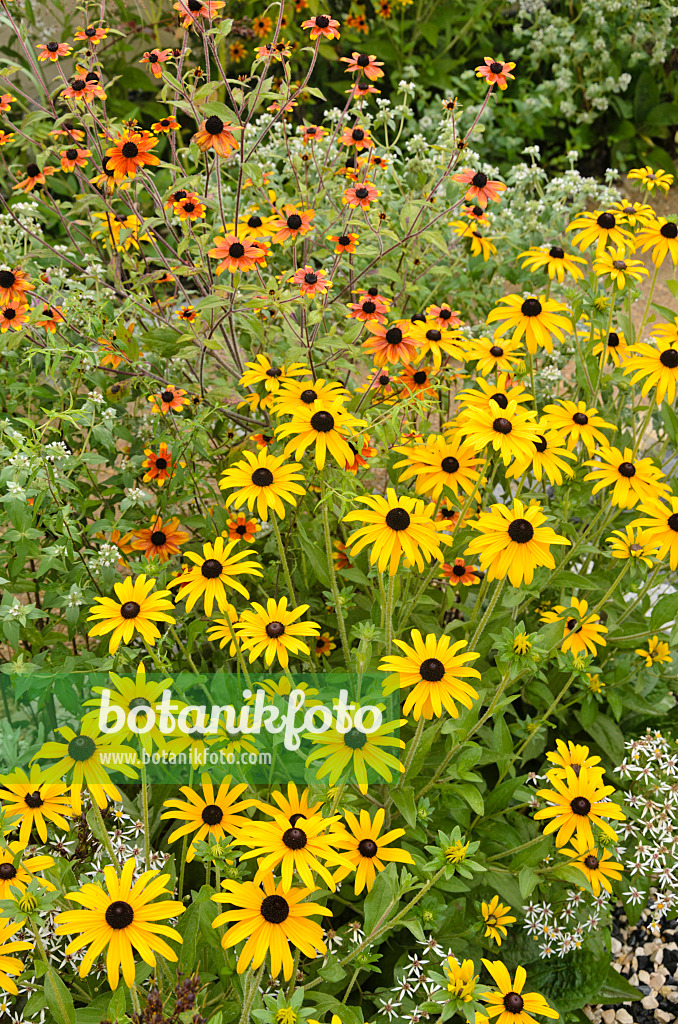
xmin=598 ymin=965 xmax=641 ymax=1003
xmin=107 ymin=986 xmax=129 ymax=1022
xmin=456 ymin=783 xmax=484 ymax=815
xmin=634 ymin=69 xmax=659 ymax=122
xmin=318 ymin=958 xmax=347 ymax=983
xmin=44 ymin=965 xmax=75 ymax=1024
xmin=363 ymin=861 xmax=397 ymax=936
xmin=577 ymin=711 xmax=625 ymax=763
xmin=650 ymin=591 xmax=678 ymax=630
xmin=644 ymin=102 xmax=678 ymax=127
xmin=484 ymin=775 xmax=527 ymax=817
xmin=518 ymin=865 xmax=539 ymax=898
xmin=391 ymin=785 xmax=417 ymax=829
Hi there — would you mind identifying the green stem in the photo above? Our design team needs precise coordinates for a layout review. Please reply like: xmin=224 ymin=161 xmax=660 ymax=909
xmin=178 ymin=763 xmax=195 ymax=901
xmin=238 ymin=961 xmax=265 ymax=1024
xmin=140 ymin=756 xmax=151 ymax=871
xmin=384 ymin=573 xmax=396 ymax=655
xmin=320 ymin=473 xmax=352 ymax=676
xmin=468 ymin=577 xmax=506 ymax=651
xmin=615 ymin=562 xmax=662 ymax=627
xmin=272 ymin=513 xmax=297 ymax=604
xmin=89 ymin=791 xmax=122 ymax=875
xmin=169 ymin=624 xmax=200 ymax=674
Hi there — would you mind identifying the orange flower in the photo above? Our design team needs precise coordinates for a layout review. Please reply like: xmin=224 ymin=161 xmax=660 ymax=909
xmin=36 ymin=41 xmax=72 ymax=61
xmin=140 ymin=49 xmax=173 ymax=77
xmin=301 ymin=124 xmax=328 ymax=144
xmin=193 ymin=115 xmax=242 ymax=157
xmin=225 ymin=513 xmax=260 ymax=543
xmin=441 ymin=558 xmax=480 ymax=585
xmin=60 ymin=75 xmax=93 ymax=103
xmin=173 ymin=0 xmax=225 ymax=26
xmin=174 ymin=196 xmax=206 ymax=220
xmin=0 ymin=130 xmax=14 ymax=146
xmin=346 ymin=438 xmax=375 ymax=472
xmin=343 ymin=181 xmax=380 ymax=210
xmin=0 ymin=303 xmax=28 ymax=332
xmin=60 ymin=147 xmax=90 ymax=172
xmin=346 ymin=13 xmax=369 ymax=33
xmin=475 ymin=57 xmax=516 ymax=91
xmin=255 ymin=40 xmax=292 ymax=61
xmin=347 ymin=291 xmax=390 ymax=323
xmin=164 ymin=188 xmax=199 ymax=210
xmin=291 ymin=266 xmax=332 ymax=297
xmin=12 ymin=163 xmax=56 ymax=192
xmin=348 ymin=81 xmax=381 ymax=99
xmin=208 ymin=234 xmax=264 ymax=274
xmin=340 ymin=52 xmax=384 ymax=80
xmin=362 ymin=321 xmax=420 ymax=366
xmin=339 ymin=125 xmax=374 ymax=150
xmin=106 ymin=131 xmax=159 ymax=179
xmin=36 ymin=304 xmax=65 ymax=332
xmin=328 ymin=232 xmax=359 ymax=254
xmin=0 ymin=94 xmax=16 ymax=112
xmin=427 ymin=303 xmax=462 ymax=329
xmin=74 ymin=25 xmax=109 ymax=44
xmin=301 ymin=14 xmax=340 ymax=39
xmin=333 ymin=540 xmax=351 ymax=570
xmin=152 ymin=115 xmax=181 ymax=133
xmin=452 ymin=168 xmax=506 ymax=208
xmin=398 ymin=363 xmax=437 ymax=400
xmin=176 ymin=306 xmax=198 ymax=323
xmin=132 ymin=517 xmax=189 ymax=561
xmin=251 ymin=14 xmax=273 ymax=36
xmin=271 ymin=205 xmax=315 ymax=243
xmin=0 ymin=268 xmax=34 ymax=306
xmin=147 ymin=386 xmax=190 ymax=414
xmin=142 ymin=444 xmax=176 ymax=487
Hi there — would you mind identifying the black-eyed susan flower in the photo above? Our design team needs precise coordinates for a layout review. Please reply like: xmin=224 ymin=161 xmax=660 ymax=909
xmin=632 ymin=497 xmax=678 ymax=569
xmin=276 ymin=404 xmax=366 ymax=469
xmin=208 ymin=233 xmax=265 ymax=273
xmin=174 ymin=0 xmax=225 ymax=27
xmin=591 ymin=327 xmax=631 ymax=366
xmin=301 ymin=14 xmax=341 ymax=38
xmin=343 ymin=180 xmax=381 ymax=209
xmin=229 ymin=211 xmax=276 ymax=239
xmin=566 ymin=209 xmax=633 ymax=255
xmin=452 ymin=168 xmax=506 ymax=208
xmin=346 ymin=11 xmax=369 ymax=32
xmin=161 ymin=774 xmax=253 ymax=860
xmin=212 ymin=875 xmax=330 ymax=980
xmin=344 ymin=489 xmax=451 ymax=575
xmin=82 ymin=661 xmax=184 ymax=755
xmin=397 ymin=362 xmax=438 ymax=400
xmin=427 ymin=303 xmax=461 ymax=328
xmin=481 ymin=960 xmax=559 ymax=1024
xmin=347 ymin=292 xmax=390 ymax=323
xmin=339 ymin=124 xmax=374 ymax=150
xmin=464 ymin=226 xmax=498 ymax=260
xmin=545 ymin=739 xmax=602 ymax=778
xmin=60 ymin=145 xmax=91 ymax=172
xmin=90 ymin=212 xmax=151 ymax=252
xmin=33 ymin=722 xmax=138 ymax=813
xmin=193 ymin=115 xmax=241 ymax=157
xmin=305 ymin=714 xmax=406 ymax=793
xmin=152 ymin=115 xmax=180 ymax=134
xmin=466 ymin=498 xmax=570 ymax=588
xmin=627 ymin=165 xmax=674 ymax=193
xmin=300 ymin=123 xmax=328 ymax=144
xmin=534 ymin=766 xmax=625 ymax=846
xmin=441 ymin=558 xmax=480 ymax=585
xmin=37 ymin=40 xmax=72 ymax=61
xmin=0 ymin=842 xmax=53 ymax=902
xmin=147 ymin=384 xmax=189 ymax=414
xmin=225 ymin=512 xmax=260 ymax=543
xmin=379 ymin=630 xmax=480 ymax=719
xmin=481 ymin=895 xmax=516 ymax=945
xmin=624 ymin=337 xmax=678 ymax=403
xmin=0 ymin=130 xmax=14 ymax=146
xmin=486 ymin=294 xmax=570 ymax=354
xmin=340 ymin=51 xmax=385 ymax=80
xmin=34 ymin=304 xmax=65 ymax=332
xmin=74 ymin=24 xmax=109 ymax=44
xmin=241 ymin=354 xmax=308 ymax=394
xmin=362 ymin=320 xmax=420 ymax=365
xmin=0 ymin=266 xmax=34 ymax=306
xmin=12 ymin=162 xmax=57 ymax=192
xmin=593 ymin=247 xmax=649 ymax=288
xmin=0 ymin=766 xmax=72 ymax=845
xmin=456 ymin=399 xmax=539 ymax=466
xmin=174 ymin=195 xmax=206 ymax=220
xmin=271 ymin=205 xmax=315 ymax=243
xmin=505 ymin=427 xmax=576 ymax=486
xmin=456 ymin=374 xmax=533 ymax=417
xmin=235 ymin=809 xmax=349 ymax=891
xmin=234 ymin=597 xmax=320 ymax=668
xmin=410 ymin=320 xmax=466 ymax=368
xmin=444 ymin=957 xmax=478 ymax=1003
xmin=291 ymin=265 xmax=332 ymax=297
xmin=87 ymin=575 xmax=176 ymax=654
xmin=328 ymin=232 xmax=359 ymax=255
xmin=315 ymin=631 xmax=336 ymax=656
xmin=106 ymin=130 xmax=159 ymax=178
xmin=251 ymin=13 xmax=273 ymax=35
xmin=475 ymin=56 xmax=516 ymax=90
xmin=0 ymin=93 xmax=14 ymax=112
xmin=256 ymin=782 xmax=322 ymax=825
xmin=273 ymin=377 xmax=350 ymax=417
xmin=635 ymin=634 xmax=672 ymax=667
xmin=559 ymin=834 xmax=623 ymax=895
xmin=169 ymin=537 xmax=262 ymax=614
xmin=0 ymin=922 xmax=32 ymax=995
xmin=176 ymin=305 xmax=198 ymax=323
xmin=140 ymin=48 xmax=172 ymax=77
xmin=610 ymin=198 xmax=656 ymax=228
xmin=55 ymin=859 xmax=184 ymax=990
xmin=606 ymin=525 xmax=657 ymax=565
xmin=584 ymin=445 xmax=667 ymax=508
xmin=393 ymin=435 xmax=482 ymax=499
xmin=465 ymin=334 xmax=524 ymax=376
xmin=541 ymin=399 xmax=614 ymax=452
xmin=141 ymin=443 xmax=176 ymax=487
xmin=539 ymin=596 xmax=607 ymax=657
xmin=333 ymin=808 xmax=414 ymax=893
xmin=131 ymin=516 xmax=189 ymax=561
xmin=518 ymin=244 xmax=587 ymax=282
xmin=220 ymin=449 xmax=305 ymax=520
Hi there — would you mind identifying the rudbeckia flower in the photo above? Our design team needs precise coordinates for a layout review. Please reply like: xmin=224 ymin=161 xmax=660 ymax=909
xmin=0 ymin=94 xmax=14 ymax=112
xmin=631 ymin=497 xmax=678 ymax=568
xmin=0 ymin=766 xmax=73 ymax=845
xmin=147 ymin=384 xmax=190 ymax=414
xmin=633 ymin=217 xmax=678 ymax=267
xmin=235 ymin=809 xmax=349 ymax=891
xmin=584 ymin=445 xmax=667 ymax=507
xmin=566 ymin=210 xmax=633 ymax=255
xmin=379 ymin=630 xmax=480 ymax=719
xmin=465 ymin=334 xmax=524 ymax=376
xmin=0 ymin=130 xmax=14 ymax=146
xmin=234 ymin=597 xmax=321 ymax=668
xmin=74 ymin=24 xmax=109 ymax=44
xmin=481 ymin=960 xmax=559 ymax=1024
xmin=605 ymin=525 xmax=657 ymax=565
xmin=340 ymin=52 xmax=385 ymax=80
xmin=87 ymin=575 xmax=176 ymax=654
xmin=343 ymin=180 xmax=381 ymax=209
xmin=0 ymin=302 xmax=28 ymax=332
xmin=176 ymin=305 xmax=198 ymax=322
xmin=609 ymin=198 xmax=656 ymax=228
xmin=208 ymin=233 xmax=265 ymax=273
xmin=456 ymin=374 xmax=533 ymax=417
xmin=174 ymin=196 xmax=206 ymax=220
xmin=347 ymin=292 xmax=390 ymax=323
xmin=105 ymin=131 xmax=159 ymax=178
xmin=481 ymin=895 xmax=516 ymax=945
xmin=225 ymin=512 xmax=260 ymax=542
xmin=541 ymin=399 xmax=614 ymax=452
xmin=168 ymin=537 xmax=262 ymax=614
xmin=333 ymin=808 xmax=414 ymax=893
xmin=0 ymin=922 xmax=32 ymax=996
xmin=36 ymin=40 xmax=72 ymax=61
xmin=486 ymin=294 xmax=570 ymax=354
xmin=305 ymin=713 xmax=406 ymax=793
xmin=465 ymin=498 xmax=570 ymax=587
xmin=540 ymin=596 xmax=608 ymax=657
xmin=272 ymin=377 xmax=350 ymax=417
xmin=593 ymin=247 xmax=649 ymax=288
xmin=627 ymin=165 xmax=674 ymax=193
xmin=0 ymin=266 xmax=34 ymax=306
xmin=441 ymin=558 xmax=480 ymax=585
xmin=624 ymin=336 xmax=678 ymax=403
xmin=131 ymin=516 xmax=189 ymax=561
xmin=362 ymin=320 xmax=420 ymax=365
xmin=301 ymin=14 xmax=341 ymax=39
xmin=220 ymin=449 xmax=306 ymax=520
xmin=251 ymin=14 xmax=273 ymax=36
xmin=591 ymin=327 xmax=631 ymax=366
xmin=193 ymin=115 xmax=242 ymax=157
xmin=505 ymin=427 xmax=576 ymax=486
xmin=173 ymin=0 xmax=226 ymax=27
xmin=344 ymin=488 xmax=451 ymax=575
xmin=12 ymin=162 xmax=56 ymax=192
xmin=545 ymin=739 xmax=602 ymax=778
xmin=393 ymin=435 xmax=482 ymax=499
xmin=152 ymin=115 xmax=181 ymax=133
xmin=339 ymin=124 xmax=374 ymax=150
xmin=452 ymin=168 xmax=506 ymax=208
xmin=328 ymin=231 xmax=359 ymax=254
xmin=455 ymin=398 xmax=539 ymax=466
xmin=142 ymin=443 xmax=176 ymax=487
xmin=240 ymin=354 xmax=308 ymax=392
xmin=140 ymin=48 xmax=172 ymax=77
xmin=315 ymin=631 xmax=336 ymax=656
xmin=534 ymin=765 xmax=625 ymax=846
xmin=301 ymin=123 xmax=328 ymax=144
xmin=475 ymin=57 xmax=516 ymax=90
xmin=276 ymin=404 xmax=366 ymax=469
xmin=161 ymin=774 xmax=254 ymax=860
xmin=271 ymin=205 xmax=315 ymax=243
xmin=518 ymin=244 xmax=587 ymax=282
xmin=60 ymin=146 xmax=90 ymax=172
xmin=0 ymin=842 xmax=54 ymax=900
xmin=635 ymin=635 xmax=672 ymax=667
xmin=559 ymin=834 xmax=623 ymax=896
xmin=292 ymin=265 xmax=332 ymax=296
xmin=410 ymin=320 xmax=466 ymax=368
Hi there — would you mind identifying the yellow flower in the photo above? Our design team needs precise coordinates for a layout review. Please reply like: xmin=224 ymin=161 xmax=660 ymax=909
xmin=539 ymin=596 xmax=607 ymax=657
xmin=486 ymin=294 xmax=570 ymax=354
xmin=481 ymin=960 xmax=559 ymax=1024
xmin=481 ymin=894 xmax=516 ymax=946
xmin=518 ymin=244 xmax=587 ymax=282
xmin=332 ymin=808 xmax=414 ymax=893
xmin=0 ymin=765 xmax=73 ymax=845
xmin=305 ymin=714 xmax=406 ymax=794
xmin=344 ymin=488 xmax=451 ymax=576
xmin=379 ymin=629 xmax=480 ymax=720
xmin=168 ymin=537 xmax=262 ymax=615
xmin=592 ymin=247 xmax=649 ymax=289
xmin=635 ymin=635 xmax=672 ymax=667
xmin=605 ymin=525 xmax=657 ymax=566
xmin=87 ymin=574 xmax=175 ymax=654
xmin=234 ymin=597 xmax=321 ymax=668
xmin=445 ymin=956 xmax=478 ymax=1001
xmin=466 ymin=499 xmax=570 ymax=588
xmin=627 ymin=165 xmax=673 ymax=193
xmin=161 ymin=773 xmax=254 ymax=861
xmin=559 ymin=833 xmax=623 ymax=896
xmin=0 ymin=921 xmax=32 ymax=996
xmin=534 ymin=766 xmax=625 ymax=847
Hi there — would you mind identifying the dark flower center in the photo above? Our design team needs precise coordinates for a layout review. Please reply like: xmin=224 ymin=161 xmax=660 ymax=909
xmin=155 ymin=457 xmax=168 ymax=469
xmin=205 ymin=115 xmax=224 ymax=135
xmin=452 ymin=563 xmax=467 ymax=576
xmin=289 ymin=812 xmax=306 ymax=826
xmin=668 ymin=512 xmax=678 ymax=532
xmin=0 ymin=271 xmax=15 ymax=288
xmin=26 ymin=163 xmax=40 ymax=177
xmin=441 ymin=456 xmax=460 ymax=474
xmin=229 ymin=242 xmax=245 ymax=259
xmin=608 ymin=332 xmax=619 ymax=347
xmin=105 ymin=900 xmax=135 ymax=929
xmin=338 ymin=235 xmax=351 ymax=246
xmin=612 ymin=259 xmax=627 ymax=270
xmin=660 ymin=222 xmax=678 ymax=239
xmin=248 ymin=215 xmax=262 ymax=227
xmin=618 ymin=461 xmax=636 ymax=478
xmin=597 ymin=212 xmax=615 ymax=229
xmin=251 ymin=467 xmax=274 ymax=486
xmin=356 ymin=54 xmax=370 ymax=67
xmin=287 ymin=214 xmax=302 ymax=229
xmin=66 ymin=148 xmax=78 ymax=160
xmin=503 ymin=993 xmax=524 ymax=1014
xmin=0 ymin=863 xmax=17 ymax=880
xmin=85 ymin=27 xmax=97 ymax=36
xmin=129 ymin=697 xmax=151 ymax=710
xmin=265 ymin=621 xmax=285 ymax=638
xmin=507 ymin=518 xmax=534 ymax=543
xmin=549 ymin=246 xmax=564 ymax=258
xmin=379 ymin=374 xmax=390 ymax=385
xmin=71 ymin=80 xmax=86 ymax=92
xmin=283 ymin=826 xmax=307 ymax=849
xmin=316 ymin=14 xmax=330 ymax=26
xmin=362 ymin=300 xmax=376 ymax=314
xmin=413 ymin=370 xmax=427 ymax=384
xmin=358 ymin=838 xmax=378 ymax=857
xmin=493 ymin=417 xmax=512 ymax=435
xmin=491 ymin=393 xmax=508 ymax=409
xmin=521 ymin=298 xmax=542 ymax=317
xmin=344 ymin=727 xmax=367 ymax=749
xmin=121 ymin=141 xmax=139 ymax=159
xmin=660 ymin=348 xmax=678 ymax=368
xmin=261 ymin=894 xmax=289 ymax=923
xmin=573 ymin=412 xmax=588 ymax=425
xmin=266 ymin=368 xmax=282 ymax=378
xmin=489 ymin=345 xmax=504 ymax=357
xmin=47 ymin=41 xmax=60 ymax=52
xmin=173 ymin=190 xmax=187 ymax=202
xmin=566 ymin=618 xmax=582 ymax=633
xmin=201 ymin=803 xmax=224 ymax=825
xmin=570 ymin=796 xmax=592 ymax=816
xmin=472 ymin=171 xmax=488 ymax=188
xmin=310 ymin=410 xmax=335 ymax=432
xmin=201 ymin=558 xmax=223 ymax=579
xmin=355 ymin=187 xmax=369 ymax=199
xmin=385 ymin=508 xmax=411 ymax=531
xmin=385 ymin=327 xmax=403 ymax=345
xmin=534 ymin=435 xmax=548 ymax=453
xmin=24 ymin=790 xmax=44 ymax=808
xmin=584 ymin=855 xmax=599 ymax=869
xmin=3 ymin=308 xmax=16 ymax=320
xmin=120 ymin=601 xmax=141 ymax=619
xmin=420 ymin=657 xmax=445 ymax=682
xmin=183 ymin=202 xmax=195 ymax=212
xmin=300 ymin=389 xmax=318 ymax=404
xmin=149 ymin=53 xmax=159 ymax=61
xmin=236 ymin=524 xmax=247 ymax=535
xmin=151 ymin=531 xmax=167 ymax=546
xmin=85 ymin=72 xmax=99 ymax=83
xmin=352 ymin=128 xmax=365 ymax=140
xmin=304 ymin=272 xmax=318 ymax=284
xmin=188 ymin=0 xmax=203 ymax=9
xmin=426 ymin=330 xmax=442 ymax=342
xmin=489 ymin=61 xmax=503 ymax=73
xmin=161 ymin=390 xmax=175 ymax=402
xmin=68 ymin=735 xmax=97 ymax=761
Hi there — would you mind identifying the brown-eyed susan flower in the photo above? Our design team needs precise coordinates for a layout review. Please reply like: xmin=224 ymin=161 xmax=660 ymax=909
xmin=131 ymin=516 xmax=189 ymax=561
xmin=301 ymin=14 xmax=341 ymax=38
xmin=140 ymin=48 xmax=172 ymax=77
xmin=174 ymin=195 xmax=206 ymax=220
xmin=441 ymin=558 xmax=480 ymax=585
xmin=0 ymin=922 xmax=32 ymax=995
xmin=343 ymin=180 xmax=381 ymax=209
xmin=163 ymin=188 xmax=197 ymax=209
xmin=60 ymin=76 xmax=89 ymax=102
xmin=208 ymin=233 xmax=263 ymax=273
xmin=225 ymin=512 xmax=260 ymax=542
xmin=535 ymin=766 xmax=625 ymax=847
xmin=0 ymin=267 xmax=34 ymax=306
xmin=398 ymin=363 xmax=438 ymax=400
xmin=606 ymin=525 xmax=656 ymax=565
xmin=174 ymin=0 xmax=226 ymax=26
xmin=291 ymin=265 xmax=332 ymax=297
xmin=255 ymin=40 xmax=293 ymax=61
xmin=559 ymin=834 xmax=623 ymax=896
xmin=333 ymin=808 xmax=414 ymax=893
xmin=627 ymin=165 xmax=674 ymax=193
xmin=240 ymin=354 xmax=307 ymax=392
xmin=456 ymin=399 xmax=539 ymax=466
xmin=346 ymin=11 xmax=369 ymax=32
xmin=229 ymin=41 xmax=247 ymax=61
xmin=461 ymin=227 xmax=497 ymax=260
xmin=0 ymin=130 xmax=14 ymax=146
xmin=161 ymin=774 xmax=253 ymax=860
xmin=410 ymin=321 xmax=466 ymax=369
xmin=55 ymin=859 xmax=184 ymax=990
xmin=593 ymin=246 xmax=649 ymax=288
xmin=328 ymin=231 xmax=359 ymax=254
xmin=212 ymin=875 xmax=330 ymax=980
xmin=426 ymin=303 xmax=461 ymax=328
xmin=168 ymin=537 xmax=262 ymax=615
xmin=540 ymin=596 xmax=608 ymax=657
xmin=37 ymin=40 xmax=72 ymax=61
xmin=0 ymin=766 xmax=73 ymax=846
xmin=481 ymin=895 xmax=516 ymax=945
xmin=632 ymin=497 xmax=678 ymax=569
xmin=273 ymin=377 xmax=350 ymax=417
xmin=465 ymin=334 xmax=524 ymax=376
xmin=456 ymin=374 xmax=531 ymax=417
xmin=518 ymin=244 xmax=587 ymax=282
xmin=466 ymin=498 xmax=570 ymax=587
xmin=380 ymin=630 xmax=480 ymax=719
xmin=152 ymin=114 xmax=181 ymax=133
xmin=591 ymin=327 xmax=631 ymax=366
xmin=545 ymin=739 xmax=602 ymax=777
xmin=193 ymin=115 xmax=241 ymax=157
xmin=271 ymin=205 xmax=315 ymax=243
xmin=541 ymin=399 xmax=614 ymax=452
xmin=634 ymin=217 xmax=678 ymax=267
xmin=393 ymin=435 xmax=482 ymax=499
xmin=142 ymin=443 xmax=176 ymax=487
xmin=234 ymin=597 xmax=320 ymax=668
xmin=340 ymin=52 xmax=385 ymax=80
xmin=0 ymin=303 xmax=28 ymax=332
xmin=300 ymin=123 xmax=328 ymax=144
xmin=220 ymin=449 xmax=305 ymax=521
xmin=74 ymin=24 xmax=108 ymax=44
xmin=87 ymin=575 xmax=175 ymax=654
xmin=584 ymin=445 xmax=667 ymax=508
xmin=0 ymin=842 xmax=54 ymax=900
xmin=344 ymin=488 xmax=451 ymax=575
xmin=252 ymin=13 xmax=273 ymax=36
xmin=235 ymin=809 xmax=349 ymax=891
xmin=505 ymin=426 xmax=576 ymax=486
xmin=610 ymin=198 xmax=656 ymax=228
xmin=362 ymin=320 xmax=420 ymax=365
xmin=351 ymin=80 xmax=381 ymax=99
xmin=106 ymin=131 xmax=159 ymax=178
xmin=315 ymin=631 xmax=336 ymax=656
xmin=147 ymin=385 xmax=189 ymax=414
xmin=229 ymin=211 xmax=277 ymax=239
xmin=0 ymin=94 xmax=15 ymax=112
xmin=475 ymin=56 xmax=516 ymax=90
xmin=566 ymin=210 xmax=633 ymax=255
xmin=624 ymin=337 xmax=678 ymax=403
xmin=176 ymin=305 xmax=198 ymax=323
xmin=60 ymin=146 xmax=90 ymax=172
xmin=339 ymin=124 xmax=374 ymax=150
xmin=12 ymin=162 xmax=57 ymax=192
xmin=486 ymin=294 xmax=570 ymax=354
xmin=635 ymin=635 xmax=672 ymax=667
xmin=481 ymin=960 xmax=559 ymax=1024
xmin=347 ymin=292 xmax=390 ymax=323
xmin=276 ymin=404 xmax=366 ymax=469
xmin=306 ymin=714 xmax=406 ymax=793
xmin=345 ymin=437 xmax=375 ymax=471
xmin=452 ymin=168 xmax=506 ymax=208
xmin=204 ymin=603 xmax=241 ymax=653
xmin=90 ymin=212 xmax=151 ymax=252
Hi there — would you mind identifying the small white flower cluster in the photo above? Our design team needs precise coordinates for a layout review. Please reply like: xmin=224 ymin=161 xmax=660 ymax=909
xmin=90 ymin=541 xmax=121 ymax=573
xmin=524 ymin=893 xmax=608 ymax=959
